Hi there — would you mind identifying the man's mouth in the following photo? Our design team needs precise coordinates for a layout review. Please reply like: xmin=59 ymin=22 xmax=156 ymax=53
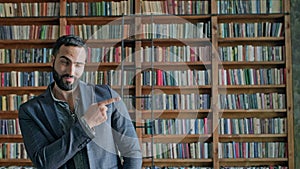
xmin=63 ymin=75 xmax=74 ymax=83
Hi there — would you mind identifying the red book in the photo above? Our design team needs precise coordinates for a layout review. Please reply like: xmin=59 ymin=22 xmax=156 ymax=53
xmin=115 ymin=46 xmax=121 ymax=63
xmin=87 ymin=47 xmax=91 ymax=63
xmin=157 ymin=69 xmax=163 ymax=86
xmin=190 ymin=47 xmax=195 ymax=62
xmin=65 ymin=25 xmax=70 ymax=35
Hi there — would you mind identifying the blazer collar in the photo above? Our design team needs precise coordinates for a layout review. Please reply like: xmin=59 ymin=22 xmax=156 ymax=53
xmin=38 ymin=81 xmax=94 ymax=138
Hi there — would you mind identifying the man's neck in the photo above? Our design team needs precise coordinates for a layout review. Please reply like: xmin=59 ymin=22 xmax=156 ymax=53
xmin=53 ymin=83 xmax=78 ymax=102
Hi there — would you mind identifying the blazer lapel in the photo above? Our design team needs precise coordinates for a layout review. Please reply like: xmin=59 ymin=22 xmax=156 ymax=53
xmin=38 ymin=86 xmax=64 ymax=139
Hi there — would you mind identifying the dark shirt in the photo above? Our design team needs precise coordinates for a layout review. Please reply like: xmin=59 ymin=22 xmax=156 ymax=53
xmin=50 ymin=87 xmax=90 ymax=169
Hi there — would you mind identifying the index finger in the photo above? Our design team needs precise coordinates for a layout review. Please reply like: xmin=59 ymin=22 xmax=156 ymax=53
xmin=97 ymin=97 xmax=121 ymax=106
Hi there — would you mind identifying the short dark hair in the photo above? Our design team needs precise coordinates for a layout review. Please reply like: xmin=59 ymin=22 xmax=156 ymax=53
xmin=52 ymin=35 xmax=88 ymax=57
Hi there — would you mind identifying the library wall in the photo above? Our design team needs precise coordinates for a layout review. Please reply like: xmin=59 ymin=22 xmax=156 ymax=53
xmin=291 ymin=0 xmax=300 ymax=168
xmin=0 ymin=0 xmax=295 ymax=168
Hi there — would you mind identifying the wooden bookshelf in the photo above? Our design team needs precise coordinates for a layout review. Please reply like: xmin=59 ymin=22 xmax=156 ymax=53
xmin=0 ymin=0 xmax=294 ymax=168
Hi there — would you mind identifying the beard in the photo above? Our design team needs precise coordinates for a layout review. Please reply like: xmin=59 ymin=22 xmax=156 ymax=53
xmin=52 ymin=67 xmax=79 ymax=91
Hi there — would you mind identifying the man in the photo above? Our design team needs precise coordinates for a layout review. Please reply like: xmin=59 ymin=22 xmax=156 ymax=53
xmin=18 ymin=35 xmax=142 ymax=169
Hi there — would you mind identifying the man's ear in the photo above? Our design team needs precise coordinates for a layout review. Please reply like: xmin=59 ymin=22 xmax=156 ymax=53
xmin=51 ymin=55 xmax=55 ymax=67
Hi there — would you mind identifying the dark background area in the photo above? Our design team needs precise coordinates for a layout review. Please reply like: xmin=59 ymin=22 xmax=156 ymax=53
xmin=291 ymin=0 xmax=300 ymax=167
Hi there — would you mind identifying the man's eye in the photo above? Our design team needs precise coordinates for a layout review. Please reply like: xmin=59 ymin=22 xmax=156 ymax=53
xmin=75 ymin=63 xmax=84 ymax=68
xmin=60 ymin=60 xmax=69 ymax=65
xmin=60 ymin=60 xmax=68 ymax=65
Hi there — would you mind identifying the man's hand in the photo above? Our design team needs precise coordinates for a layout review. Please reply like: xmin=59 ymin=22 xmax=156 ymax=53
xmin=83 ymin=97 xmax=121 ymax=128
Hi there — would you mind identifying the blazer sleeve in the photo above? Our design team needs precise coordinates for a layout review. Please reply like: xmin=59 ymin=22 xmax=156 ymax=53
xmin=95 ymin=85 xmax=143 ymax=168
xmin=18 ymin=99 xmax=94 ymax=169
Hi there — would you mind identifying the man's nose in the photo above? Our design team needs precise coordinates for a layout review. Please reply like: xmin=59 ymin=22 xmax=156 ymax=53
xmin=66 ymin=63 xmax=76 ymax=75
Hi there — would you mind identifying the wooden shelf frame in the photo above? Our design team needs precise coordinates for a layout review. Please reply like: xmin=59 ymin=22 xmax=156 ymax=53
xmin=0 ymin=0 xmax=294 ymax=168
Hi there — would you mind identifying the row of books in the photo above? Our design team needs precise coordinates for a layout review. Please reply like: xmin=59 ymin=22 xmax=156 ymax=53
xmin=2 ymin=22 xmax=283 ymax=40
xmin=143 ymin=118 xmax=210 ymax=135
xmin=143 ymin=142 xmax=212 ymax=159
xmin=141 ymin=94 xmax=210 ymax=110
xmin=142 ymin=117 xmax=286 ymax=135
xmin=217 ymin=0 xmax=282 ymax=14
xmin=0 ymin=48 xmax=52 ymax=64
xmin=0 ymin=93 xmax=133 ymax=112
xmin=219 ymin=22 xmax=283 ymax=38
xmin=0 ymin=25 xmax=59 ymax=40
xmin=0 ymin=93 xmax=134 ymax=113
xmin=0 ymin=143 xmax=28 ymax=159
xmin=218 ymin=142 xmax=286 ymax=158
xmin=0 ymin=2 xmax=59 ymax=17
xmin=0 ymin=119 xmax=21 ymax=135
xmin=0 ymin=94 xmax=35 ymax=111
xmin=80 ymin=70 xmax=135 ymax=86
xmin=142 ymin=69 xmax=211 ymax=86
xmin=218 ymin=68 xmax=286 ymax=85
xmin=88 ymin=46 xmax=133 ymax=63
xmin=121 ymin=95 xmax=135 ymax=111
xmin=218 ymin=93 xmax=286 ymax=109
xmin=140 ymin=46 xmax=211 ymax=62
xmin=66 ymin=24 xmax=130 ymax=40
xmin=0 ymin=0 xmax=283 ymax=17
xmin=141 ymin=22 xmax=211 ymax=39
xmin=219 ymin=117 xmax=286 ymax=135
xmin=66 ymin=1 xmax=132 ymax=16
xmin=0 ymin=45 xmax=284 ymax=64
xmin=67 ymin=21 xmax=211 ymax=40
xmin=0 ymin=47 xmax=133 ymax=64
xmin=218 ymin=45 xmax=284 ymax=62
xmin=141 ymin=0 xmax=209 ymax=15
xmin=0 ymin=72 xmax=53 ymax=87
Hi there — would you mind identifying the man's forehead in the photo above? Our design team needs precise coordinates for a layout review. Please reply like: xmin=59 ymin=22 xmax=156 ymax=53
xmin=57 ymin=46 xmax=87 ymax=61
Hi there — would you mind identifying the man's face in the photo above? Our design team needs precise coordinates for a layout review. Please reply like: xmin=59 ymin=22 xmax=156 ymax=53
xmin=52 ymin=45 xmax=86 ymax=91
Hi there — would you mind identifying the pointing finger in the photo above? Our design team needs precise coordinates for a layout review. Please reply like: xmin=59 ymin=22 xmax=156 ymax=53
xmin=97 ymin=97 xmax=121 ymax=106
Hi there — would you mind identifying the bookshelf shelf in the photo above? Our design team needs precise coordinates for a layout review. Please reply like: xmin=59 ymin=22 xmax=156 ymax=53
xmin=0 ymin=159 xmax=32 ymax=167
xmin=220 ymin=61 xmax=286 ymax=68
xmin=0 ymin=135 xmax=23 ymax=143
xmin=0 ymin=111 xmax=18 ymax=119
xmin=139 ymin=15 xmax=211 ymax=22
xmin=141 ymin=86 xmax=211 ymax=95
xmin=217 ymin=14 xmax=285 ymax=21
xmin=218 ymin=85 xmax=286 ymax=94
xmin=0 ymin=40 xmax=56 ymax=48
xmin=0 ymin=87 xmax=47 ymax=95
xmin=219 ymin=134 xmax=287 ymax=142
xmin=218 ymin=37 xmax=285 ymax=44
xmin=142 ymin=158 xmax=213 ymax=167
xmin=219 ymin=158 xmax=288 ymax=167
xmin=0 ymin=17 xmax=59 ymax=25
xmin=66 ymin=16 xmax=134 ymax=25
xmin=0 ymin=0 xmax=293 ymax=168
xmin=221 ymin=109 xmax=287 ymax=118
xmin=141 ymin=109 xmax=211 ymax=119
xmin=140 ymin=38 xmax=212 ymax=46
xmin=142 ymin=62 xmax=211 ymax=70
xmin=0 ymin=63 xmax=51 ymax=72
xmin=142 ymin=134 xmax=212 ymax=143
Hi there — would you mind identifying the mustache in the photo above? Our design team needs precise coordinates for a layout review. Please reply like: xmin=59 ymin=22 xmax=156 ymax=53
xmin=61 ymin=74 xmax=74 ymax=78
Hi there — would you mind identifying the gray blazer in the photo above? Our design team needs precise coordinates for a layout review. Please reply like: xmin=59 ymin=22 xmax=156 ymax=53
xmin=18 ymin=81 xmax=142 ymax=169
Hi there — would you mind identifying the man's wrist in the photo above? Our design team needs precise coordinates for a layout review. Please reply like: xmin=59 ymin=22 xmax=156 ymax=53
xmin=79 ymin=116 xmax=96 ymax=137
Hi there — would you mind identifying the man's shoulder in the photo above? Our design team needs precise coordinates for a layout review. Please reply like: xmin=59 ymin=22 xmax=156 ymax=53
xmin=19 ymin=94 xmax=44 ymax=108
xmin=19 ymin=89 xmax=50 ymax=110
